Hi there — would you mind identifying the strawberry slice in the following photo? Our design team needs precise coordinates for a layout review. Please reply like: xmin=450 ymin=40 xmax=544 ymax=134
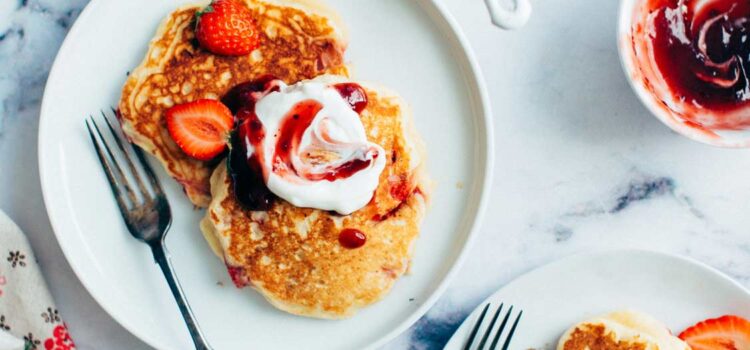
xmin=679 ymin=315 xmax=750 ymax=350
xmin=195 ymin=0 xmax=260 ymax=56
xmin=166 ymin=99 xmax=234 ymax=161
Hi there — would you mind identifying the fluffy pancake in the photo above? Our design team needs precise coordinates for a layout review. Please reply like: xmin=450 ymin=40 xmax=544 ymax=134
xmin=118 ymin=0 xmax=348 ymax=207
xmin=558 ymin=311 xmax=690 ymax=350
xmin=201 ymin=75 xmax=429 ymax=318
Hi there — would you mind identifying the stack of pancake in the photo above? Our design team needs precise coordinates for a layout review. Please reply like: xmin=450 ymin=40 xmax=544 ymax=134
xmin=118 ymin=0 xmax=429 ymax=318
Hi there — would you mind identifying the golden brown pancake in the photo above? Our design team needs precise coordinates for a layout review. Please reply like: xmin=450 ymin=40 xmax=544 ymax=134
xmin=201 ymin=75 xmax=430 ymax=318
xmin=558 ymin=311 xmax=690 ymax=350
xmin=118 ymin=0 xmax=348 ymax=207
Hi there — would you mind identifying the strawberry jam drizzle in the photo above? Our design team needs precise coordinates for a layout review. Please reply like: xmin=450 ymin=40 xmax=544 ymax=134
xmin=333 ymin=83 xmax=368 ymax=114
xmin=272 ymin=100 xmax=323 ymax=178
xmin=389 ymin=174 xmax=412 ymax=202
xmin=273 ymin=99 xmax=375 ymax=181
xmin=226 ymin=77 xmax=279 ymax=210
xmin=226 ymin=265 xmax=249 ymax=288
xmin=312 ymin=158 xmax=372 ymax=182
xmin=231 ymin=108 xmax=275 ymax=210
xmin=222 ymin=75 xmax=279 ymax=114
xmin=371 ymin=186 xmax=423 ymax=222
xmin=224 ymin=78 xmax=371 ymax=211
xmin=338 ymin=228 xmax=367 ymax=249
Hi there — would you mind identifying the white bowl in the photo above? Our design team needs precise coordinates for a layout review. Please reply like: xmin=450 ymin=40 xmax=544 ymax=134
xmin=617 ymin=0 xmax=750 ymax=148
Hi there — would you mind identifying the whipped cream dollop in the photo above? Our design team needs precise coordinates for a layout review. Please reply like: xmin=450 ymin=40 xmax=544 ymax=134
xmin=245 ymin=80 xmax=385 ymax=215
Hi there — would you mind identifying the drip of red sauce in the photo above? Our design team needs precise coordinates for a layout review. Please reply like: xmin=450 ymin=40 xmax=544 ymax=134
xmin=643 ymin=0 xmax=750 ymax=126
xmin=272 ymin=100 xmax=324 ymax=177
xmin=338 ymin=228 xmax=367 ymax=249
xmin=389 ymin=174 xmax=412 ymax=202
xmin=231 ymin=108 xmax=276 ymax=210
xmin=226 ymin=265 xmax=249 ymax=288
xmin=372 ymin=186 xmax=423 ymax=222
xmin=333 ymin=83 xmax=368 ymax=113
xmin=225 ymin=77 xmax=279 ymax=210
xmin=312 ymin=158 xmax=373 ymax=182
xmin=222 ymin=75 xmax=279 ymax=114
xmin=413 ymin=186 xmax=424 ymax=196
xmin=273 ymin=99 xmax=375 ymax=181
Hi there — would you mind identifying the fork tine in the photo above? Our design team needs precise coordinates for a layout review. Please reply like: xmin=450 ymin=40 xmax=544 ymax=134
xmin=477 ymin=303 xmax=504 ymax=349
xmin=463 ymin=303 xmax=490 ymax=350
xmin=500 ymin=310 xmax=522 ymax=350
xmin=131 ymin=140 xmax=165 ymax=197
xmin=89 ymin=116 xmax=138 ymax=205
xmin=101 ymin=110 xmax=152 ymax=201
xmin=111 ymin=107 xmax=166 ymax=197
xmin=489 ymin=305 xmax=515 ymax=350
xmin=86 ymin=119 xmax=130 ymax=213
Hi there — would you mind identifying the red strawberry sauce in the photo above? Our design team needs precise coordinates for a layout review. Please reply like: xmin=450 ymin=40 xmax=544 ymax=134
xmin=631 ymin=0 xmax=750 ymax=129
xmin=272 ymin=100 xmax=373 ymax=182
xmin=223 ymin=78 xmax=372 ymax=255
xmin=338 ymin=228 xmax=367 ymax=249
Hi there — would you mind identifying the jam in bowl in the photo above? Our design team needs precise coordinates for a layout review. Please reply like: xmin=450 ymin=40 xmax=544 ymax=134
xmin=619 ymin=0 xmax=750 ymax=147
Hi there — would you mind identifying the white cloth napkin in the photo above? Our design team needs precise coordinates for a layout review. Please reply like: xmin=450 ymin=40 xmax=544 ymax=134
xmin=0 ymin=210 xmax=75 ymax=350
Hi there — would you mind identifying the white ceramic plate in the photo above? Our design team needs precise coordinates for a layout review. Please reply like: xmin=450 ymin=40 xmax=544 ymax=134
xmin=445 ymin=249 xmax=750 ymax=349
xmin=38 ymin=1 xmax=493 ymax=349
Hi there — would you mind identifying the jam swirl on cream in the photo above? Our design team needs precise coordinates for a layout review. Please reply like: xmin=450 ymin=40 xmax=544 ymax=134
xmin=630 ymin=0 xmax=750 ymax=130
xmin=226 ymin=77 xmax=385 ymax=215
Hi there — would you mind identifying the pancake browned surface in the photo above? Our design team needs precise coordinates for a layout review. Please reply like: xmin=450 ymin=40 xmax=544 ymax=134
xmin=119 ymin=0 xmax=348 ymax=207
xmin=201 ymin=76 xmax=429 ymax=318
xmin=558 ymin=311 xmax=690 ymax=350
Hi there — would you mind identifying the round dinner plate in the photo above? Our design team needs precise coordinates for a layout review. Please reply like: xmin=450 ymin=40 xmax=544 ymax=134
xmin=38 ymin=0 xmax=493 ymax=349
xmin=445 ymin=249 xmax=750 ymax=349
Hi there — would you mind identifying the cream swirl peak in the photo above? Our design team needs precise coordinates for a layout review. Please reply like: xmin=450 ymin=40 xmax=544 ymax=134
xmin=239 ymin=79 xmax=385 ymax=215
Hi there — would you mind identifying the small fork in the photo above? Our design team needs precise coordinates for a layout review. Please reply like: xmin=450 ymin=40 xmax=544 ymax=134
xmin=86 ymin=110 xmax=212 ymax=350
xmin=463 ymin=303 xmax=523 ymax=350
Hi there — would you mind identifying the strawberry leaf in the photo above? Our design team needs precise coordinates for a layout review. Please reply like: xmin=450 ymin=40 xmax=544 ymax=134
xmin=195 ymin=3 xmax=215 ymax=27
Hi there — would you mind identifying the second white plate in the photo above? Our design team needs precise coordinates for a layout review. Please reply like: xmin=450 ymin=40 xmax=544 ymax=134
xmin=445 ymin=249 xmax=750 ymax=349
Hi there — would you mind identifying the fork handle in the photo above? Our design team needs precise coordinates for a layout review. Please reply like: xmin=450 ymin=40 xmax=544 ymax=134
xmin=151 ymin=242 xmax=213 ymax=350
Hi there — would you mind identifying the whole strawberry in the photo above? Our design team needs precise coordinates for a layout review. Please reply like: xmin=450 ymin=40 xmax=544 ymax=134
xmin=195 ymin=0 xmax=260 ymax=56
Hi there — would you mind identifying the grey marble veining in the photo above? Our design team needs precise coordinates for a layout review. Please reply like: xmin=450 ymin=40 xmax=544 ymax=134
xmin=0 ymin=0 xmax=87 ymax=132
xmin=2 ymin=0 xmax=750 ymax=349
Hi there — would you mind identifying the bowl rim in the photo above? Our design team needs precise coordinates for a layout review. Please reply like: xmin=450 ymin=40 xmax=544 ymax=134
xmin=616 ymin=0 xmax=750 ymax=148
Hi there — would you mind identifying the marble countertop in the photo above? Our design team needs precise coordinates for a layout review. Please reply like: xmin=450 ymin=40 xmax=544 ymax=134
xmin=1 ymin=0 xmax=749 ymax=349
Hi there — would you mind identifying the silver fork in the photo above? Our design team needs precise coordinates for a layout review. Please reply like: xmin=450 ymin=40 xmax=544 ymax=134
xmin=463 ymin=303 xmax=523 ymax=350
xmin=86 ymin=110 xmax=212 ymax=350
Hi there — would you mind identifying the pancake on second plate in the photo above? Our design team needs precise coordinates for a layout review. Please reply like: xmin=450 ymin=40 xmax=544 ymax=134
xmin=558 ymin=310 xmax=690 ymax=350
xmin=118 ymin=0 xmax=348 ymax=207
xmin=201 ymin=75 xmax=430 ymax=318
